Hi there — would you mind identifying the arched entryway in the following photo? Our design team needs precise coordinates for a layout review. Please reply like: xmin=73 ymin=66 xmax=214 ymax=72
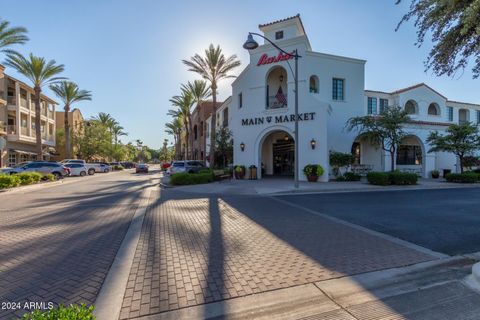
xmin=260 ymin=130 xmax=295 ymax=177
xmin=396 ymin=135 xmax=425 ymax=176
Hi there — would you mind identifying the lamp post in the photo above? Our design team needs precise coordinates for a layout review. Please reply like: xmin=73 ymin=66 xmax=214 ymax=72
xmin=243 ymin=32 xmax=301 ymax=188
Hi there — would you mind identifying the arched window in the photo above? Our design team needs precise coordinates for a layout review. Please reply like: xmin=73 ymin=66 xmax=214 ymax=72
xmin=266 ymin=66 xmax=288 ymax=109
xmin=428 ymin=103 xmax=440 ymax=115
xmin=309 ymin=75 xmax=319 ymax=93
xmin=459 ymin=109 xmax=470 ymax=124
xmin=405 ymin=100 xmax=418 ymax=115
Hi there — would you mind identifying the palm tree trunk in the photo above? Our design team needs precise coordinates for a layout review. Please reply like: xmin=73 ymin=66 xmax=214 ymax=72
xmin=209 ymin=82 xmax=217 ymax=168
xmin=34 ymin=87 xmax=43 ymax=161
xmin=64 ymin=104 xmax=71 ymax=159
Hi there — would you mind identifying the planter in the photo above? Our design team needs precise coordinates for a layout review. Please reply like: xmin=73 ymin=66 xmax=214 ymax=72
xmin=307 ymin=175 xmax=319 ymax=182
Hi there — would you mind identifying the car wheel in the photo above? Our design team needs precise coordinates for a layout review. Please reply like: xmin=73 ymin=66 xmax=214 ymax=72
xmin=88 ymin=168 xmax=95 ymax=175
xmin=80 ymin=171 xmax=86 ymax=177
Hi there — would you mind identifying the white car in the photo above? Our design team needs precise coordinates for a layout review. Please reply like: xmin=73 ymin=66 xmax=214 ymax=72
xmin=168 ymin=161 xmax=186 ymax=175
xmin=61 ymin=159 xmax=99 ymax=175
xmin=64 ymin=163 xmax=87 ymax=177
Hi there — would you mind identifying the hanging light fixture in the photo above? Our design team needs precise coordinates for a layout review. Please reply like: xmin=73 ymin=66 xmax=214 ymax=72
xmin=240 ymin=142 xmax=245 ymax=151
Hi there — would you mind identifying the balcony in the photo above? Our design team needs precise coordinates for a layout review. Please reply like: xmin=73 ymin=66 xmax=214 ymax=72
xmin=21 ymin=127 xmax=27 ymax=135
xmin=7 ymin=125 xmax=16 ymax=135
xmin=266 ymin=94 xmax=288 ymax=110
xmin=20 ymin=98 xmax=27 ymax=108
xmin=7 ymin=96 xmax=16 ymax=105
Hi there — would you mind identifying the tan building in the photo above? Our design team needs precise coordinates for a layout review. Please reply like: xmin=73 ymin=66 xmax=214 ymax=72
xmin=0 ymin=64 xmax=57 ymax=167
xmin=55 ymin=108 xmax=84 ymax=160
xmin=190 ymin=101 xmax=221 ymax=161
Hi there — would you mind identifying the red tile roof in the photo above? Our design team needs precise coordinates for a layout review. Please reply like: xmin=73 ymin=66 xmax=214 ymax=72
xmin=259 ymin=14 xmax=300 ymax=28
xmin=390 ymin=83 xmax=448 ymax=99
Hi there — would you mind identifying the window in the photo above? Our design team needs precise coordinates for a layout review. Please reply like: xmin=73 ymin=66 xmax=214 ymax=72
xmin=275 ymin=30 xmax=284 ymax=40
xmin=200 ymin=122 xmax=203 ymax=137
xmin=193 ymin=125 xmax=198 ymax=140
xmin=447 ymin=106 xmax=454 ymax=121
xmin=309 ymin=76 xmax=319 ymax=93
xmin=378 ymin=99 xmax=388 ymax=114
xmin=8 ymin=152 xmax=16 ymax=167
xmin=332 ymin=78 xmax=344 ymax=100
xmin=397 ymin=145 xmax=422 ymax=165
xmin=367 ymin=97 xmax=377 ymax=115
xmin=477 ymin=110 xmax=480 ymax=124
xmin=223 ymin=108 xmax=229 ymax=127
xmin=405 ymin=100 xmax=417 ymax=114
xmin=238 ymin=92 xmax=243 ymax=108
xmin=428 ymin=103 xmax=440 ymax=115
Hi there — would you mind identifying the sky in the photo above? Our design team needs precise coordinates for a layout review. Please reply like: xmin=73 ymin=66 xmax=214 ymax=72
xmin=2 ymin=0 xmax=479 ymax=149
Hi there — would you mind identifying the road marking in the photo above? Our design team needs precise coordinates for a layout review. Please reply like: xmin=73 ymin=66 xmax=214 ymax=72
xmin=94 ymin=184 xmax=155 ymax=320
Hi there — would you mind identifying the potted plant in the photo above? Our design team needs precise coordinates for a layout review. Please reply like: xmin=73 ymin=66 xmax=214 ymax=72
xmin=303 ymin=164 xmax=324 ymax=182
xmin=431 ymin=170 xmax=440 ymax=179
xmin=234 ymin=165 xmax=246 ymax=179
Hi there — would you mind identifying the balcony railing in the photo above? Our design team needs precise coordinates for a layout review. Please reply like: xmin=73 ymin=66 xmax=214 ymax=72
xmin=7 ymin=96 xmax=16 ymax=105
xmin=20 ymin=98 xmax=27 ymax=108
xmin=48 ymin=110 xmax=54 ymax=119
xmin=266 ymin=94 xmax=288 ymax=110
xmin=20 ymin=127 xmax=27 ymax=135
xmin=7 ymin=125 xmax=16 ymax=135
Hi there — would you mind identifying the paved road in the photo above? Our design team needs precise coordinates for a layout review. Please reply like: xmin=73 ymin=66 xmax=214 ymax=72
xmin=119 ymin=188 xmax=434 ymax=319
xmin=278 ymin=188 xmax=480 ymax=255
xmin=0 ymin=169 xmax=156 ymax=319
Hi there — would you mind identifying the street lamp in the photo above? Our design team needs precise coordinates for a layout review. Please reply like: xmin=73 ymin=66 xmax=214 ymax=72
xmin=243 ymin=32 xmax=301 ymax=188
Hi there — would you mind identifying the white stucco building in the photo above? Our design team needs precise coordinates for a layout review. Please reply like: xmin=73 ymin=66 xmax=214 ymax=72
xmin=206 ymin=15 xmax=480 ymax=181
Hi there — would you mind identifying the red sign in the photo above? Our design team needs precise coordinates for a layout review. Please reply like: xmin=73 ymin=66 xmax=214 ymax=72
xmin=257 ymin=52 xmax=294 ymax=66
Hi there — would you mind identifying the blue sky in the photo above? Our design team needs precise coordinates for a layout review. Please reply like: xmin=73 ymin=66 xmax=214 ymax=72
xmin=2 ymin=0 xmax=479 ymax=149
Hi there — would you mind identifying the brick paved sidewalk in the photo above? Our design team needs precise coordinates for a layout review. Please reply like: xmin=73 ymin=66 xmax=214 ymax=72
xmin=119 ymin=190 xmax=435 ymax=319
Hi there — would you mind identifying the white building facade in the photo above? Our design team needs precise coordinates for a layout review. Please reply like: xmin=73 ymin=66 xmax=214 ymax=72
xmin=208 ymin=15 xmax=480 ymax=181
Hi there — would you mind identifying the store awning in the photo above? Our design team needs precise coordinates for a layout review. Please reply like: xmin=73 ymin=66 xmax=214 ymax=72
xmin=9 ymin=149 xmax=37 ymax=156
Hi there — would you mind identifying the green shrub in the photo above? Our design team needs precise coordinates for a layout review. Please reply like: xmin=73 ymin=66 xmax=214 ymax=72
xmin=0 ymin=174 xmax=20 ymax=189
xmin=199 ymin=168 xmax=214 ymax=175
xmin=344 ymin=172 xmax=361 ymax=181
xmin=445 ymin=172 xmax=480 ymax=183
xmin=303 ymin=164 xmax=324 ymax=177
xmin=17 ymin=172 xmax=43 ymax=186
xmin=389 ymin=171 xmax=418 ymax=185
xmin=367 ymin=172 xmax=391 ymax=185
xmin=44 ymin=173 xmax=56 ymax=182
xmin=335 ymin=175 xmax=346 ymax=182
xmin=22 ymin=303 xmax=94 ymax=320
xmin=113 ymin=165 xmax=124 ymax=171
xmin=170 ymin=172 xmax=214 ymax=185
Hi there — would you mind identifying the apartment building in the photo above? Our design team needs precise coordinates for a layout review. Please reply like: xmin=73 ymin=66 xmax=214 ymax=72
xmin=0 ymin=64 xmax=57 ymax=167
xmin=190 ymin=101 xmax=220 ymax=161
xmin=55 ymin=108 xmax=84 ymax=160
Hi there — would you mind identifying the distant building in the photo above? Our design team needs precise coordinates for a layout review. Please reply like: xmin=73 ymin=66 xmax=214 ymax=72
xmin=55 ymin=108 xmax=84 ymax=160
xmin=189 ymin=101 xmax=221 ymax=161
xmin=0 ymin=64 xmax=57 ymax=167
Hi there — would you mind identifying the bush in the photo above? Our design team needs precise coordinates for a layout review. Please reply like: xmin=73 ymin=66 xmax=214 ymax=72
xmin=170 ymin=172 xmax=214 ymax=185
xmin=344 ymin=172 xmax=361 ymax=181
xmin=44 ymin=173 xmax=56 ymax=182
xmin=17 ymin=172 xmax=43 ymax=186
xmin=21 ymin=304 xmax=94 ymax=320
xmin=329 ymin=151 xmax=354 ymax=176
xmin=303 ymin=164 xmax=324 ymax=177
xmin=445 ymin=172 xmax=480 ymax=183
xmin=367 ymin=172 xmax=391 ymax=186
xmin=335 ymin=175 xmax=346 ymax=182
xmin=113 ymin=165 xmax=124 ymax=171
xmin=0 ymin=174 xmax=20 ymax=189
xmin=367 ymin=171 xmax=418 ymax=186
xmin=389 ymin=171 xmax=418 ymax=185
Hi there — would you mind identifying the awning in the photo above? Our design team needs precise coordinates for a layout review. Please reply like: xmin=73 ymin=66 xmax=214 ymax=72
xmin=9 ymin=149 xmax=37 ymax=156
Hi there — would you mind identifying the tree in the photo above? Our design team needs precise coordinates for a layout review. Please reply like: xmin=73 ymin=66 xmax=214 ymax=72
xmin=215 ymin=127 xmax=233 ymax=168
xmin=5 ymin=52 xmax=65 ymax=159
xmin=181 ymin=79 xmax=211 ymax=157
xmin=169 ymin=92 xmax=193 ymax=159
xmin=427 ymin=123 xmax=480 ymax=173
xmin=183 ymin=44 xmax=240 ymax=167
xmin=50 ymin=81 xmax=92 ymax=159
xmin=396 ymin=0 xmax=480 ymax=78
xmin=112 ymin=124 xmax=127 ymax=146
xmin=329 ymin=151 xmax=354 ymax=177
xmin=0 ymin=18 xmax=28 ymax=54
xmin=165 ymin=117 xmax=182 ymax=159
xmin=75 ymin=121 xmax=111 ymax=161
xmin=347 ymin=106 xmax=411 ymax=171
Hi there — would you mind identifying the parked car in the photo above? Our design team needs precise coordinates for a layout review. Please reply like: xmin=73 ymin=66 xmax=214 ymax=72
xmin=64 ymin=163 xmax=87 ymax=177
xmin=168 ymin=160 xmax=205 ymax=174
xmin=135 ymin=163 xmax=149 ymax=173
xmin=7 ymin=161 xmax=69 ymax=179
xmin=121 ymin=162 xmax=135 ymax=169
xmin=1 ymin=161 xmax=32 ymax=174
xmin=98 ymin=163 xmax=112 ymax=173
xmin=61 ymin=159 xmax=99 ymax=175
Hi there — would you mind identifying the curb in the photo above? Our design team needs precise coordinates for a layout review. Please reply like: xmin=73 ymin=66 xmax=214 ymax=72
xmin=94 ymin=185 xmax=155 ymax=320
xmin=464 ymin=262 xmax=480 ymax=293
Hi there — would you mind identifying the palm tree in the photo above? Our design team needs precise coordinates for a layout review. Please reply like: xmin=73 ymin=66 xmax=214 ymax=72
xmin=165 ymin=117 xmax=182 ymax=159
xmin=50 ymin=81 xmax=92 ymax=159
xmin=112 ymin=124 xmax=127 ymax=145
xmin=0 ymin=18 xmax=28 ymax=54
xmin=181 ymin=80 xmax=211 ymax=158
xmin=5 ymin=52 xmax=65 ymax=159
xmin=169 ymin=91 xmax=193 ymax=159
xmin=93 ymin=112 xmax=115 ymax=128
xmin=183 ymin=44 xmax=240 ymax=167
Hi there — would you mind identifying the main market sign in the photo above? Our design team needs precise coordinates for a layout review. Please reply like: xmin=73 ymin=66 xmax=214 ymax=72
xmin=241 ymin=112 xmax=316 ymax=126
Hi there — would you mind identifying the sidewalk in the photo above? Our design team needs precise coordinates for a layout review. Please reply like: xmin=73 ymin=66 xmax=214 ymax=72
xmin=163 ymin=175 xmax=480 ymax=196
